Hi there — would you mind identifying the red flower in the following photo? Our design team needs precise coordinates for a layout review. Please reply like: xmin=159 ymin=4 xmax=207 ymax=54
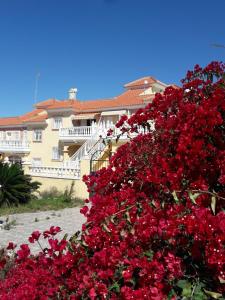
xmin=17 ymin=244 xmax=30 ymax=260
xmin=6 ymin=242 xmax=16 ymax=250
xmin=0 ymin=62 xmax=225 ymax=299
xmin=43 ymin=226 xmax=61 ymax=238
xmin=80 ymin=205 xmax=89 ymax=216
xmin=28 ymin=230 xmax=41 ymax=243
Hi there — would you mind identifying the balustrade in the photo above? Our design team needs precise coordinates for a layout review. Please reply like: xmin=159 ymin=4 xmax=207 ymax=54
xmin=59 ymin=120 xmax=153 ymax=141
xmin=59 ymin=126 xmax=95 ymax=138
xmin=0 ymin=140 xmax=30 ymax=152
xmin=29 ymin=165 xmax=80 ymax=179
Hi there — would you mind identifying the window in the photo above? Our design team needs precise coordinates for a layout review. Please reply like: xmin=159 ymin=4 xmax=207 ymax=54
xmin=6 ymin=132 xmax=12 ymax=140
xmin=5 ymin=131 xmax=20 ymax=140
xmin=33 ymin=129 xmax=42 ymax=142
xmin=32 ymin=158 xmax=42 ymax=167
xmin=52 ymin=117 xmax=62 ymax=130
xmin=52 ymin=146 xmax=60 ymax=160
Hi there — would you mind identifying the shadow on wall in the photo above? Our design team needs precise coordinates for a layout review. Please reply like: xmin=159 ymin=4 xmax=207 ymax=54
xmin=67 ymin=145 xmax=81 ymax=158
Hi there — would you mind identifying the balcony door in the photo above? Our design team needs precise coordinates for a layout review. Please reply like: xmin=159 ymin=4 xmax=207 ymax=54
xmin=86 ymin=119 xmax=96 ymax=126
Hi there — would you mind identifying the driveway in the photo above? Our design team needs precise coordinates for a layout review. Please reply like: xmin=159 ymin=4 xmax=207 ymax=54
xmin=0 ymin=207 xmax=86 ymax=254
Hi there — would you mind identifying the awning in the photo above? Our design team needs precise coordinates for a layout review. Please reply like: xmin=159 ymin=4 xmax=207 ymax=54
xmin=72 ymin=113 xmax=97 ymax=120
xmin=101 ymin=110 xmax=127 ymax=116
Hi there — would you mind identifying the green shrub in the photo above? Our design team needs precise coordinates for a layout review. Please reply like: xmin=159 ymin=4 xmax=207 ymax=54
xmin=0 ymin=163 xmax=41 ymax=207
xmin=63 ymin=181 xmax=75 ymax=203
xmin=39 ymin=186 xmax=60 ymax=199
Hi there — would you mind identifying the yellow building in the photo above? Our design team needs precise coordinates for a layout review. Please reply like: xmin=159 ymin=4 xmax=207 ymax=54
xmin=0 ymin=76 xmax=171 ymax=199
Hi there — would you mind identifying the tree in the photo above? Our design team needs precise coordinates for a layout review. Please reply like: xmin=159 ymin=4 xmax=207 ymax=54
xmin=0 ymin=163 xmax=40 ymax=207
xmin=0 ymin=61 xmax=225 ymax=299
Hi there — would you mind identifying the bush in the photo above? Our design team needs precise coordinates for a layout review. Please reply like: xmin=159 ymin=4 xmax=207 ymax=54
xmin=0 ymin=62 xmax=225 ymax=299
xmin=39 ymin=181 xmax=78 ymax=204
xmin=63 ymin=181 xmax=75 ymax=203
xmin=0 ymin=163 xmax=40 ymax=207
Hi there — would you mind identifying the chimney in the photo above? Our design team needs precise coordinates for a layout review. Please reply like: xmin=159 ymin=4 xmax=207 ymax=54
xmin=68 ymin=88 xmax=78 ymax=100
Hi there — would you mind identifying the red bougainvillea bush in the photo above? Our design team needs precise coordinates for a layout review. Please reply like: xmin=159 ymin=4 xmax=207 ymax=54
xmin=0 ymin=62 xmax=225 ymax=299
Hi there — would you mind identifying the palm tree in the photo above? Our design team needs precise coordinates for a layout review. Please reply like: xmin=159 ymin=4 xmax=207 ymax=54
xmin=0 ymin=163 xmax=40 ymax=207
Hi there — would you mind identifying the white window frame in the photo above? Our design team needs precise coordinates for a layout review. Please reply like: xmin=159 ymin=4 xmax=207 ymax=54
xmin=33 ymin=129 xmax=42 ymax=142
xmin=52 ymin=117 xmax=62 ymax=130
xmin=52 ymin=146 xmax=60 ymax=160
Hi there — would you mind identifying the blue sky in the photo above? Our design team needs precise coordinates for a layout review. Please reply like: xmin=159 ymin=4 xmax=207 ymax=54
xmin=0 ymin=0 xmax=224 ymax=116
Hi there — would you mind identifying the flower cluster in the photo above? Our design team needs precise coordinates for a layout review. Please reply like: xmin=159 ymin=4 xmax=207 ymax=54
xmin=0 ymin=61 xmax=225 ymax=299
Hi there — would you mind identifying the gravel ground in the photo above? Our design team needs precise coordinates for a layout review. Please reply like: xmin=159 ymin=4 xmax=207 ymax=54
xmin=0 ymin=207 xmax=86 ymax=253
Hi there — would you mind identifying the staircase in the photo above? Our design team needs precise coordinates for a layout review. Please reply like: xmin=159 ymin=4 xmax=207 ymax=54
xmin=63 ymin=135 xmax=106 ymax=169
xmin=63 ymin=117 xmax=116 ymax=169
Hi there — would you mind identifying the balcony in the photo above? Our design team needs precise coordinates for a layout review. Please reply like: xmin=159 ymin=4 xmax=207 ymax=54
xmin=59 ymin=126 xmax=96 ymax=142
xmin=0 ymin=140 xmax=30 ymax=153
xmin=59 ymin=120 xmax=154 ymax=143
xmin=29 ymin=165 xmax=80 ymax=179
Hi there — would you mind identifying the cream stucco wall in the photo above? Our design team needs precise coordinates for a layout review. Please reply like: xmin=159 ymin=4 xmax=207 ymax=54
xmin=25 ymin=112 xmax=75 ymax=166
xmin=29 ymin=159 xmax=90 ymax=199
xmin=33 ymin=177 xmax=89 ymax=199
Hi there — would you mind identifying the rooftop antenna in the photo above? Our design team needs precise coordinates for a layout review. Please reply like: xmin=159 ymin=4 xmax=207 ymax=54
xmin=34 ymin=72 xmax=40 ymax=103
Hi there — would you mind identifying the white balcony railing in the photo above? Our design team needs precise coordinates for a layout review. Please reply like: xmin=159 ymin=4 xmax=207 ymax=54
xmin=59 ymin=120 xmax=154 ymax=142
xmin=0 ymin=140 xmax=30 ymax=152
xmin=29 ymin=165 xmax=80 ymax=179
xmin=59 ymin=126 xmax=96 ymax=140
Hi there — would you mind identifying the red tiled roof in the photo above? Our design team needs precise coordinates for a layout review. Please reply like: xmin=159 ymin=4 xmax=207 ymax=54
xmin=45 ymin=88 xmax=154 ymax=112
xmin=0 ymin=117 xmax=23 ymax=126
xmin=0 ymin=76 xmax=172 ymax=126
xmin=74 ymin=89 xmax=154 ymax=111
xmin=35 ymin=99 xmax=58 ymax=109
xmin=0 ymin=109 xmax=48 ymax=127
xmin=46 ymin=99 xmax=80 ymax=110
xmin=21 ymin=109 xmax=44 ymax=120
xmin=124 ymin=76 xmax=157 ymax=89
xmin=23 ymin=113 xmax=48 ymax=123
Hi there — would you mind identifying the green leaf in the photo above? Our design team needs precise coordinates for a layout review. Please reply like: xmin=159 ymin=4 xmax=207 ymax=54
xmin=177 ymin=279 xmax=191 ymax=289
xmin=193 ymin=283 xmax=208 ymax=300
xmin=167 ymin=289 xmax=176 ymax=300
xmin=211 ymin=195 xmax=216 ymax=215
xmin=109 ymin=281 xmax=120 ymax=293
xmin=125 ymin=211 xmax=131 ymax=223
xmin=110 ymin=215 xmax=117 ymax=225
xmin=172 ymin=191 xmax=179 ymax=203
xmin=204 ymin=289 xmax=223 ymax=299
xmin=62 ymin=233 xmax=68 ymax=241
xmin=116 ymin=134 xmax=122 ymax=143
xmin=151 ymin=200 xmax=157 ymax=208
xmin=188 ymin=192 xmax=201 ymax=204
xmin=143 ymin=250 xmax=153 ymax=261
xmin=102 ymin=223 xmax=111 ymax=233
